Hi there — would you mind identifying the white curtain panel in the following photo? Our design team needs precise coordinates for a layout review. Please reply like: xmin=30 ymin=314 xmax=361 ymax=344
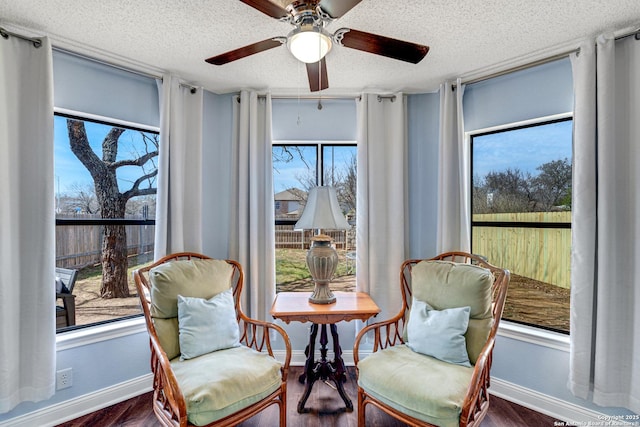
xmin=0 ymin=35 xmax=56 ymax=413
xmin=568 ymin=40 xmax=598 ymax=401
xmin=570 ymin=34 xmax=640 ymax=412
xmin=229 ymin=91 xmax=275 ymax=321
xmin=356 ymin=93 xmax=407 ymax=320
xmin=436 ymin=80 xmax=471 ymax=253
xmin=154 ymin=75 xmax=204 ymax=258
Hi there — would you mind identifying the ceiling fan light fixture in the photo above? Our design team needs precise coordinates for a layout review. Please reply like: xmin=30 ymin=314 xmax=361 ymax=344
xmin=288 ymin=26 xmax=332 ymax=63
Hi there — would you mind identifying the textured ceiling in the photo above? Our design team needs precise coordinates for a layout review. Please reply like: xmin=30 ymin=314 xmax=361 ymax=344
xmin=1 ymin=0 xmax=640 ymax=94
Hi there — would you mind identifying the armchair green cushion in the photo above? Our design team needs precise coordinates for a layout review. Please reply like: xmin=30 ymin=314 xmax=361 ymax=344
xmin=149 ymin=259 xmax=234 ymax=319
xmin=358 ymin=345 xmax=473 ymax=427
xmin=171 ymin=346 xmax=283 ymax=426
xmin=406 ymin=260 xmax=494 ymax=364
xmin=148 ymin=259 xmax=234 ymax=359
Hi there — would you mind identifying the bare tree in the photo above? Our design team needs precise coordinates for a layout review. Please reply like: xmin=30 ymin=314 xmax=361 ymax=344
xmin=532 ymin=158 xmax=572 ymax=210
xmin=483 ymin=168 xmax=533 ymax=213
xmin=333 ymin=154 xmax=356 ymax=215
xmin=473 ymin=159 xmax=572 ymax=214
xmin=68 ymin=183 xmax=99 ymax=214
xmin=67 ymin=119 xmax=158 ymax=298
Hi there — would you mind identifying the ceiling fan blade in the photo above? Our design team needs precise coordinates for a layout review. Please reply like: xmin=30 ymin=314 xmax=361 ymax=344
xmin=205 ymin=38 xmax=283 ymax=65
xmin=318 ymin=0 xmax=362 ymax=18
xmin=306 ymin=58 xmax=329 ymax=92
xmin=239 ymin=0 xmax=289 ymax=19
xmin=338 ymin=28 xmax=429 ymax=64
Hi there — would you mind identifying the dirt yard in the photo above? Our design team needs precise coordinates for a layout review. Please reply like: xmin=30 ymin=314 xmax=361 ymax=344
xmin=503 ymin=273 xmax=570 ymax=332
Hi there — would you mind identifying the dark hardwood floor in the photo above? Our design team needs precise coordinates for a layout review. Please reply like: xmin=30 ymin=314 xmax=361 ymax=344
xmin=57 ymin=366 xmax=559 ymax=426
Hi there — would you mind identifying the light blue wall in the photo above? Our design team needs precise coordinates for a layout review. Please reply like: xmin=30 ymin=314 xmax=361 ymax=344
xmin=0 ymin=330 xmax=151 ymax=422
xmin=407 ymin=92 xmax=440 ymax=259
xmin=201 ymin=91 xmax=236 ymax=259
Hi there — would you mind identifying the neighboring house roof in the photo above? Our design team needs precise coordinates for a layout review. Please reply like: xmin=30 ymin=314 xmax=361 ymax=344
xmin=274 ymin=188 xmax=306 ymax=202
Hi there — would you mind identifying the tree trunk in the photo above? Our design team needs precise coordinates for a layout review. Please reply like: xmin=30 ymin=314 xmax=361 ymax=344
xmin=99 ymin=197 xmax=129 ymax=298
xmin=101 ymin=224 xmax=130 ymax=298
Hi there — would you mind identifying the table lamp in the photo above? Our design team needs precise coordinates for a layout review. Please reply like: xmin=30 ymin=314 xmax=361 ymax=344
xmin=294 ymin=186 xmax=350 ymax=304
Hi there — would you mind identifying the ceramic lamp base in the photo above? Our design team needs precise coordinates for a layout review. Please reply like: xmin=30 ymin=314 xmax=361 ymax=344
xmin=309 ymin=282 xmax=336 ymax=304
xmin=306 ymin=235 xmax=338 ymax=304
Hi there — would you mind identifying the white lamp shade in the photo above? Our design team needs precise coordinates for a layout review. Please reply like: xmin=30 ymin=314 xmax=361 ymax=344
xmin=294 ymin=186 xmax=350 ymax=230
xmin=287 ymin=27 xmax=332 ymax=64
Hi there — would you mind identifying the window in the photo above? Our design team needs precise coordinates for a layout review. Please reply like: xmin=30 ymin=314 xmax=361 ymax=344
xmin=470 ymin=117 xmax=572 ymax=333
xmin=55 ymin=112 xmax=159 ymax=332
xmin=272 ymin=143 xmax=356 ymax=293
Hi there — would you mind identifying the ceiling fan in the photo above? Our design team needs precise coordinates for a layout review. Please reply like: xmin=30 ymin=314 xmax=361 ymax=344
xmin=205 ymin=0 xmax=430 ymax=92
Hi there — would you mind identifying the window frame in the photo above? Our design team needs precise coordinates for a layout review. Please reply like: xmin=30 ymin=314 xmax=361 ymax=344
xmin=272 ymin=140 xmax=357 ymax=226
xmin=467 ymin=112 xmax=573 ymax=342
xmin=272 ymin=140 xmax=357 ymax=294
xmin=54 ymin=107 xmax=159 ymax=335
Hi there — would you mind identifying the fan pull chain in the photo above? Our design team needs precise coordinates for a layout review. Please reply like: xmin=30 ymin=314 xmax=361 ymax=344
xmin=318 ymin=31 xmax=323 ymax=110
xmin=297 ymin=60 xmax=302 ymax=125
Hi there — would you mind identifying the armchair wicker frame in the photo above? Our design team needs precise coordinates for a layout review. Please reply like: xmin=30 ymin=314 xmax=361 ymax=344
xmin=134 ymin=252 xmax=291 ymax=427
xmin=353 ymin=251 xmax=510 ymax=427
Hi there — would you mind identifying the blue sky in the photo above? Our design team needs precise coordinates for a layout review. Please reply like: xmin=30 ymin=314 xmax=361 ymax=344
xmin=54 ymin=116 xmax=157 ymax=195
xmin=272 ymin=145 xmax=356 ymax=193
xmin=271 ymin=121 xmax=572 ymax=194
xmin=472 ymin=120 xmax=572 ymax=179
xmin=57 ymin=117 xmax=571 ymax=196
xmin=272 ymin=145 xmax=316 ymax=193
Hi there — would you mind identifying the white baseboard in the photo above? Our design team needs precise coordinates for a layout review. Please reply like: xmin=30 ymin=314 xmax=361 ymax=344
xmin=0 ymin=374 xmax=153 ymax=427
xmin=490 ymin=377 xmax=608 ymax=424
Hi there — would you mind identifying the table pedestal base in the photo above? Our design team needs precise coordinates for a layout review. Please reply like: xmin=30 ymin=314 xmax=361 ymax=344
xmin=297 ymin=323 xmax=353 ymax=413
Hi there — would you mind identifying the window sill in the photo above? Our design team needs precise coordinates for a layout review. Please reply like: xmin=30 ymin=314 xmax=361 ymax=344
xmin=56 ymin=316 xmax=147 ymax=351
xmin=498 ymin=321 xmax=570 ymax=352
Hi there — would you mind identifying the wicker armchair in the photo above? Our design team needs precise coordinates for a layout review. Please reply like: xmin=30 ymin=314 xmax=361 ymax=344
xmin=353 ymin=252 xmax=509 ymax=427
xmin=134 ymin=252 xmax=291 ymax=427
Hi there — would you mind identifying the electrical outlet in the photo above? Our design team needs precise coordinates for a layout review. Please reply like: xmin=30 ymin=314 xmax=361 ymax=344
xmin=56 ymin=368 xmax=73 ymax=390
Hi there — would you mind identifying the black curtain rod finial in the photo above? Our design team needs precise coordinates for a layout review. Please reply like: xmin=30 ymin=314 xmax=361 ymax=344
xmin=0 ymin=27 xmax=42 ymax=48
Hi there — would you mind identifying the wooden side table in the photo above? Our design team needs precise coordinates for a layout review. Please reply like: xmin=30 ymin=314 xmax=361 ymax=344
xmin=270 ymin=291 xmax=380 ymax=413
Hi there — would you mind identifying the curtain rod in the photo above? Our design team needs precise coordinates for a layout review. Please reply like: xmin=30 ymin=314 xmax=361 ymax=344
xmin=253 ymin=94 xmax=396 ymax=101
xmin=257 ymin=94 xmax=361 ymax=100
xmin=459 ymin=48 xmax=579 ymax=87
xmin=0 ymin=27 xmax=42 ymax=48
xmin=459 ymin=27 xmax=640 ymax=88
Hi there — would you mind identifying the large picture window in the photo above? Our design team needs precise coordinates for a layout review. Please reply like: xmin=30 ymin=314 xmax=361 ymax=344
xmin=272 ymin=143 xmax=356 ymax=293
xmin=55 ymin=112 xmax=158 ymax=332
xmin=471 ymin=116 xmax=572 ymax=333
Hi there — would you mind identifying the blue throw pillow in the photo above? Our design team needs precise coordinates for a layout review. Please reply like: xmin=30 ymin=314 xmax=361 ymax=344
xmin=177 ymin=289 xmax=240 ymax=360
xmin=406 ymin=298 xmax=472 ymax=367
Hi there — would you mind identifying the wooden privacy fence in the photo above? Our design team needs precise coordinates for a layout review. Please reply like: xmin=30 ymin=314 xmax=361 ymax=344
xmin=56 ymin=217 xmax=155 ymax=269
xmin=274 ymin=225 xmax=354 ymax=250
xmin=56 ymin=221 xmax=352 ymax=269
xmin=472 ymin=211 xmax=571 ymax=289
